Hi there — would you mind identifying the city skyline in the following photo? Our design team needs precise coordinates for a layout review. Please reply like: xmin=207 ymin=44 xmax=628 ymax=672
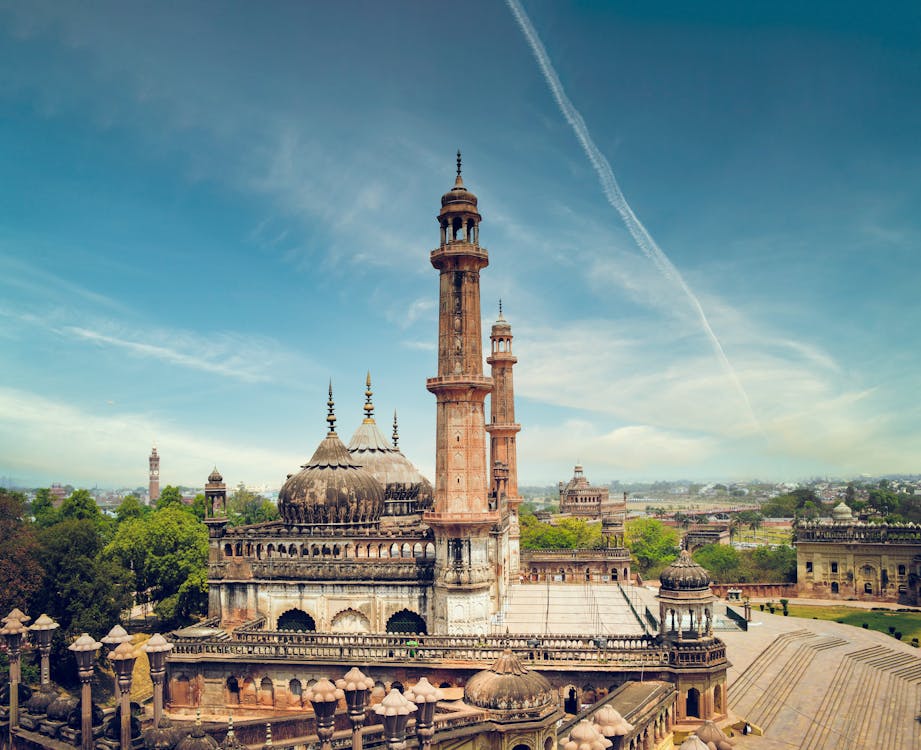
xmin=1 ymin=2 xmax=919 ymax=487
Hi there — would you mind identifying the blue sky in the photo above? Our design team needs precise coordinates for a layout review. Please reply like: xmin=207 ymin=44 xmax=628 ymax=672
xmin=1 ymin=1 xmax=919 ymax=489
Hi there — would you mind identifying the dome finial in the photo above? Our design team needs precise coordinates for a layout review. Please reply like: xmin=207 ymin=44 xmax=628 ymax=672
xmin=363 ymin=371 xmax=374 ymax=423
xmin=498 ymin=298 xmax=504 ymax=319
xmin=454 ymin=150 xmax=464 ymax=187
xmin=457 ymin=149 xmax=462 ymax=177
xmin=392 ymin=409 xmax=399 ymax=448
xmin=327 ymin=380 xmax=336 ymax=434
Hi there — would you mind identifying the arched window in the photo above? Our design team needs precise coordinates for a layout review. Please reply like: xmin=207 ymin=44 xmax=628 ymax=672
xmin=277 ymin=609 xmax=316 ymax=632
xmin=288 ymin=679 xmax=303 ymax=708
xmin=385 ymin=609 xmax=427 ymax=634
xmin=224 ymin=544 xmax=233 ymax=558
xmin=564 ymin=686 xmax=578 ymax=714
xmin=259 ymin=677 xmax=274 ymax=706
xmin=686 ymin=688 xmax=701 ymax=718
xmin=713 ymin=683 xmax=724 ymax=713
xmin=226 ymin=676 xmax=240 ymax=704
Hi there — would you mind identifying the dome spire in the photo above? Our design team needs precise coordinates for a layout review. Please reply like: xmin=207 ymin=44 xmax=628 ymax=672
xmin=392 ymin=409 xmax=399 ymax=448
xmin=327 ymin=380 xmax=336 ymax=434
xmin=454 ymin=149 xmax=464 ymax=187
xmin=363 ymin=371 xmax=375 ymax=423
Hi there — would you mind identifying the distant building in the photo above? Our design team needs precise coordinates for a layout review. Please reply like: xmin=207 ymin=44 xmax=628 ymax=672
xmin=49 ymin=483 xmax=66 ymax=507
xmin=558 ymin=465 xmax=608 ymax=517
xmin=795 ymin=501 xmax=920 ymax=603
xmin=149 ymin=446 xmax=160 ymax=504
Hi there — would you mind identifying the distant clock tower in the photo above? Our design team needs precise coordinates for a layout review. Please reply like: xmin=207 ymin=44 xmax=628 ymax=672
xmin=148 ymin=446 xmax=160 ymax=504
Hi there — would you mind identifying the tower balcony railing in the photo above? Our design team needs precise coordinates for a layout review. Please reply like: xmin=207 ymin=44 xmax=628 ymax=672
xmin=521 ymin=549 xmax=632 ymax=561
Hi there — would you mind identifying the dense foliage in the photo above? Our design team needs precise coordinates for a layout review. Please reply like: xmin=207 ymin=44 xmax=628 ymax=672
xmin=692 ymin=543 xmax=796 ymax=583
xmin=227 ymin=483 xmax=279 ymax=526
xmin=624 ymin=518 xmax=680 ymax=576
xmin=5 ymin=486 xmax=212 ymax=683
xmin=519 ymin=509 xmax=602 ymax=549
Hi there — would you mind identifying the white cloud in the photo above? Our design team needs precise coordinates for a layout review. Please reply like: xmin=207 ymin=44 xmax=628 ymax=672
xmin=0 ymin=386 xmax=298 ymax=487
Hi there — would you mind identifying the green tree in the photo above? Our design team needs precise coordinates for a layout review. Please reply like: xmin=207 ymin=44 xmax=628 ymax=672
xmin=116 ymin=494 xmax=150 ymax=524
xmin=0 ymin=489 xmax=44 ymax=615
xmin=227 ymin=483 xmax=278 ymax=526
xmin=692 ymin=544 xmax=741 ymax=582
xmin=624 ymin=518 xmax=679 ymax=575
xmin=31 ymin=487 xmax=60 ymax=528
xmin=190 ymin=493 xmax=207 ymax=522
xmin=105 ymin=504 xmax=208 ymax=625
xmin=155 ymin=485 xmax=183 ymax=510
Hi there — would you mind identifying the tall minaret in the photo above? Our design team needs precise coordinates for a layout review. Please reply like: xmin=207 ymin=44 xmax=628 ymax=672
xmin=148 ymin=446 xmax=160 ymax=504
xmin=486 ymin=302 xmax=522 ymax=582
xmin=426 ymin=152 xmax=496 ymax=635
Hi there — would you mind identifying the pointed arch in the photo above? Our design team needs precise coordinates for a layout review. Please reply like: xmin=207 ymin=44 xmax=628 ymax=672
xmin=385 ymin=609 xmax=427 ymax=634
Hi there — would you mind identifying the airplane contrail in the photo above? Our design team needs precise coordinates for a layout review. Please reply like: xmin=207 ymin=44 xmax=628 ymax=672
xmin=506 ymin=0 xmax=762 ymax=435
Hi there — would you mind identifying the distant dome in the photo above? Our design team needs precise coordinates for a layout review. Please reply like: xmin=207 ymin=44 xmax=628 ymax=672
xmin=464 ymin=650 xmax=555 ymax=718
xmin=208 ymin=467 xmax=223 ymax=483
xmin=660 ymin=550 xmax=710 ymax=591
xmin=279 ymin=432 xmax=384 ymax=526
xmin=832 ymin=501 xmax=853 ymax=522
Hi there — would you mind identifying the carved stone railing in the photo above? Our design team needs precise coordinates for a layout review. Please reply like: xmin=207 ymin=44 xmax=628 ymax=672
xmin=168 ymin=631 xmax=670 ymax=669
xmin=521 ymin=548 xmax=632 ymax=561
xmin=212 ymin=560 xmax=435 ymax=582
xmin=795 ymin=523 xmax=921 ymax=544
xmin=666 ymin=639 xmax=727 ymax=667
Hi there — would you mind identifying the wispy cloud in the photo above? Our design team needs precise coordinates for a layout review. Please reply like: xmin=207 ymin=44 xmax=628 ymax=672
xmin=0 ymin=386 xmax=298 ymax=486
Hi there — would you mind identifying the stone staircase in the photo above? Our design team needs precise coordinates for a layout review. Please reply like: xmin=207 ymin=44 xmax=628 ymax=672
xmin=729 ymin=627 xmax=921 ymax=749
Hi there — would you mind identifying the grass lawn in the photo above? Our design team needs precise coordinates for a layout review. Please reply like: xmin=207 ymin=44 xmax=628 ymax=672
xmin=733 ymin=527 xmax=793 ymax=546
xmin=779 ymin=603 xmax=921 ymax=644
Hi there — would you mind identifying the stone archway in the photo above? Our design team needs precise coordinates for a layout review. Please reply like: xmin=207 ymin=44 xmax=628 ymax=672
xmin=331 ymin=608 xmax=371 ymax=633
xmin=686 ymin=687 xmax=701 ymax=719
xmin=277 ymin=608 xmax=316 ymax=632
xmin=386 ymin=609 xmax=427 ymax=634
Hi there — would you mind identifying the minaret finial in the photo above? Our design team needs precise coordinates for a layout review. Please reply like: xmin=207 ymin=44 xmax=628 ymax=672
xmin=363 ymin=371 xmax=374 ymax=422
xmin=392 ymin=409 xmax=399 ymax=449
xmin=457 ymin=149 xmax=462 ymax=177
xmin=263 ymin=723 xmax=272 ymax=750
xmin=499 ymin=298 xmax=503 ymax=318
xmin=327 ymin=380 xmax=336 ymax=433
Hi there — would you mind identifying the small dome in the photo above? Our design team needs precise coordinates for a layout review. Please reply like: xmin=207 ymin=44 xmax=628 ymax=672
xmin=660 ymin=550 xmax=710 ymax=591
xmin=832 ymin=501 xmax=853 ymax=521
xmin=439 ymin=152 xmax=480 ymax=219
xmin=176 ymin=722 xmax=219 ymax=750
xmin=464 ymin=650 xmax=555 ymax=718
xmin=145 ymin=718 xmax=182 ymax=750
xmin=25 ymin=686 xmax=59 ymax=716
xmin=279 ymin=432 xmax=384 ymax=526
xmin=46 ymin=695 xmax=78 ymax=722
xmin=693 ymin=720 xmax=734 ymax=750
xmin=208 ymin=467 xmax=223 ymax=483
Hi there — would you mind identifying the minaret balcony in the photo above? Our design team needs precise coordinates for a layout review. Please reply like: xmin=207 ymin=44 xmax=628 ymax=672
xmin=430 ymin=243 xmax=489 ymax=266
xmin=426 ymin=375 xmax=493 ymax=395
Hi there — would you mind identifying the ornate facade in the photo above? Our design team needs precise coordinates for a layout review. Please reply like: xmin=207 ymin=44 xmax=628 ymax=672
xmin=795 ymin=502 xmax=921 ymax=603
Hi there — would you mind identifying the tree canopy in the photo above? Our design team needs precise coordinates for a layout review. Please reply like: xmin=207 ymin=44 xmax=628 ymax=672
xmin=519 ymin=510 xmax=602 ymax=550
xmin=227 ymin=483 xmax=279 ymax=526
xmin=624 ymin=518 xmax=679 ymax=576
xmin=0 ymin=489 xmax=44 ymax=615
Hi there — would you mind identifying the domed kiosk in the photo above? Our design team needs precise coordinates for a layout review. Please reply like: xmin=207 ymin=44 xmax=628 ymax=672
xmin=658 ymin=551 xmax=714 ymax=640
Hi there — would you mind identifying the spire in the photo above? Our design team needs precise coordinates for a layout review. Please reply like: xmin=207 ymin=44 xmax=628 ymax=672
xmin=392 ymin=410 xmax=399 ymax=448
xmin=326 ymin=380 xmax=336 ymax=434
xmin=498 ymin=298 xmax=504 ymax=320
xmin=363 ymin=371 xmax=375 ymax=423
xmin=263 ymin=723 xmax=272 ymax=750
xmin=454 ymin=149 xmax=464 ymax=187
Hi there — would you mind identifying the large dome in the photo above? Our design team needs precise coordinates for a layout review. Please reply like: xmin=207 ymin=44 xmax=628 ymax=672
xmin=659 ymin=550 xmax=711 ymax=591
xmin=464 ymin=650 xmax=556 ymax=719
xmin=279 ymin=432 xmax=384 ymax=525
xmin=279 ymin=388 xmax=384 ymax=526
xmin=346 ymin=376 xmax=433 ymax=506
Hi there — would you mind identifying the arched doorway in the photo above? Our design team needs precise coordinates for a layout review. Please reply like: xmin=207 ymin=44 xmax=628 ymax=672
xmin=386 ymin=609 xmax=427 ymax=634
xmin=686 ymin=687 xmax=701 ymax=719
xmin=831 ymin=581 xmax=839 ymax=594
xmin=277 ymin=609 xmax=316 ymax=631
xmin=564 ymin=686 xmax=579 ymax=714
xmin=226 ymin=676 xmax=240 ymax=705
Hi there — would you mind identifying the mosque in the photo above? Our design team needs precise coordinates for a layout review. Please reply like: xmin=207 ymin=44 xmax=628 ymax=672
xmin=157 ymin=156 xmax=730 ymax=737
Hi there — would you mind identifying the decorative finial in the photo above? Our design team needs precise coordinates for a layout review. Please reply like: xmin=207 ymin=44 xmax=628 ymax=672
xmin=363 ymin=371 xmax=374 ymax=422
xmin=195 ymin=710 xmax=202 ymax=726
xmin=457 ymin=149 xmax=462 ymax=177
xmin=264 ymin=723 xmax=272 ymax=750
xmin=327 ymin=380 xmax=336 ymax=433
xmin=392 ymin=410 xmax=399 ymax=449
xmin=499 ymin=298 xmax=503 ymax=318
xmin=227 ymin=714 xmax=234 ymax=735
